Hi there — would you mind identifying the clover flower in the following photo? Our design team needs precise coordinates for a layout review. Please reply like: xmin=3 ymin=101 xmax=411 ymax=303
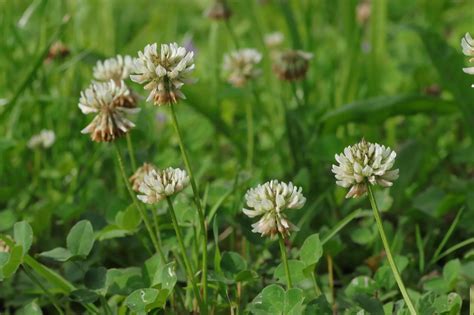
xmin=131 ymin=43 xmax=195 ymax=105
xmin=205 ymin=0 xmax=232 ymax=20
xmin=27 ymin=129 xmax=56 ymax=149
xmin=79 ymin=80 xmax=139 ymax=142
xmin=273 ymin=50 xmax=313 ymax=81
xmin=243 ymin=180 xmax=306 ymax=237
xmin=130 ymin=162 xmax=157 ymax=192
xmin=332 ymin=139 xmax=399 ymax=199
xmin=93 ymin=55 xmax=136 ymax=83
xmin=461 ymin=33 xmax=474 ymax=88
xmin=137 ymin=167 xmax=190 ymax=204
xmin=223 ymin=48 xmax=262 ymax=87
xmin=0 ymin=239 xmax=9 ymax=253
xmin=264 ymin=32 xmax=284 ymax=49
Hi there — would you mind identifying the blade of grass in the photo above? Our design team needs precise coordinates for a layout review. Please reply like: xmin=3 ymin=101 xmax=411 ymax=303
xmin=434 ymin=237 xmax=474 ymax=263
xmin=415 ymin=224 xmax=425 ymax=273
xmin=429 ymin=207 xmax=464 ymax=266
xmin=321 ymin=209 xmax=372 ymax=245
xmin=2 ymin=15 xmax=70 ymax=125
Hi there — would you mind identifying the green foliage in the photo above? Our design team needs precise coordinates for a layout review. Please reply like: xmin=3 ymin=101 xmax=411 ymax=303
xmin=0 ymin=0 xmax=472 ymax=313
xmin=248 ymin=284 xmax=305 ymax=315
xmin=39 ymin=220 xmax=94 ymax=262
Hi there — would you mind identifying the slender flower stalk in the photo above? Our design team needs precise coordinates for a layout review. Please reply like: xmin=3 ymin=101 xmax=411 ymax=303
xmin=222 ymin=49 xmax=262 ymax=168
xmin=165 ymin=198 xmax=203 ymax=311
xmin=169 ymin=104 xmax=209 ymax=312
xmin=245 ymin=101 xmax=254 ymax=169
xmin=332 ymin=139 xmax=415 ymax=314
xmin=113 ymin=143 xmax=165 ymax=262
xmin=278 ymin=233 xmax=292 ymax=289
xmin=367 ymin=184 xmax=416 ymax=315
xmin=125 ymin=134 xmax=137 ymax=170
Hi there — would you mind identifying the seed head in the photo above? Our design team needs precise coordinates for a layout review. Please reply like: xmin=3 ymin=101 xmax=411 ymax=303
xmin=131 ymin=43 xmax=195 ymax=105
xmin=332 ymin=139 xmax=399 ymax=199
xmin=137 ymin=167 xmax=190 ymax=204
xmin=93 ymin=55 xmax=136 ymax=83
xmin=130 ymin=162 xmax=157 ymax=192
xmin=27 ymin=129 xmax=56 ymax=149
xmin=243 ymin=180 xmax=306 ymax=238
xmin=45 ymin=41 xmax=70 ymax=63
xmin=79 ymin=80 xmax=139 ymax=142
xmin=273 ymin=50 xmax=312 ymax=81
xmin=223 ymin=48 xmax=262 ymax=87
xmin=205 ymin=0 xmax=232 ymax=20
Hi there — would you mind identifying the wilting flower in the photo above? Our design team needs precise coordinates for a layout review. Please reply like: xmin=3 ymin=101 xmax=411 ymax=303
xmin=205 ymin=0 xmax=232 ymax=20
xmin=0 ymin=239 xmax=9 ymax=253
xmin=273 ymin=50 xmax=313 ymax=81
xmin=243 ymin=180 xmax=306 ymax=237
xmin=45 ymin=41 xmax=70 ymax=63
xmin=27 ymin=129 xmax=56 ymax=149
xmin=130 ymin=163 xmax=157 ymax=192
xmin=356 ymin=0 xmax=371 ymax=25
xmin=223 ymin=48 xmax=262 ymax=87
xmin=264 ymin=32 xmax=284 ymax=49
xmin=461 ymin=33 xmax=474 ymax=87
xmin=332 ymin=139 xmax=399 ymax=199
xmin=137 ymin=167 xmax=189 ymax=204
xmin=93 ymin=55 xmax=135 ymax=83
xmin=79 ymin=80 xmax=139 ymax=142
xmin=131 ymin=43 xmax=195 ymax=105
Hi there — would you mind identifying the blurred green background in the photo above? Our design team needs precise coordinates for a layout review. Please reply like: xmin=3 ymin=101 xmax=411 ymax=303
xmin=0 ymin=0 xmax=473 ymax=313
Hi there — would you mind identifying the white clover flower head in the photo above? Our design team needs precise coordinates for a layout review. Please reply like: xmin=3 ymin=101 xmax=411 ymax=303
xmin=93 ymin=55 xmax=136 ymax=83
xmin=264 ymin=32 xmax=284 ymax=49
xmin=27 ymin=129 xmax=56 ymax=149
xmin=332 ymin=139 xmax=399 ymax=199
xmin=243 ymin=180 xmax=306 ymax=238
xmin=131 ymin=43 xmax=195 ymax=105
xmin=78 ymin=80 xmax=140 ymax=142
xmin=0 ymin=239 xmax=10 ymax=253
xmin=273 ymin=50 xmax=313 ymax=81
xmin=461 ymin=33 xmax=474 ymax=88
xmin=129 ymin=162 xmax=157 ymax=192
xmin=137 ymin=167 xmax=190 ymax=204
xmin=223 ymin=48 xmax=262 ymax=87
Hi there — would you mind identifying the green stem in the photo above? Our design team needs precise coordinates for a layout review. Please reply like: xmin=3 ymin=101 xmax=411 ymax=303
xmin=310 ymin=272 xmax=321 ymax=297
xmin=166 ymin=197 xmax=204 ymax=312
xmin=367 ymin=185 xmax=417 ymax=315
xmin=168 ymin=104 xmax=208 ymax=314
xmin=23 ymin=266 xmax=64 ymax=315
xmin=245 ymin=101 xmax=254 ymax=169
xmin=125 ymin=133 xmax=137 ymax=171
xmin=278 ymin=233 xmax=292 ymax=289
xmin=151 ymin=208 xmax=164 ymax=254
xmin=113 ymin=142 xmax=165 ymax=262
xmin=224 ymin=20 xmax=240 ymax=49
